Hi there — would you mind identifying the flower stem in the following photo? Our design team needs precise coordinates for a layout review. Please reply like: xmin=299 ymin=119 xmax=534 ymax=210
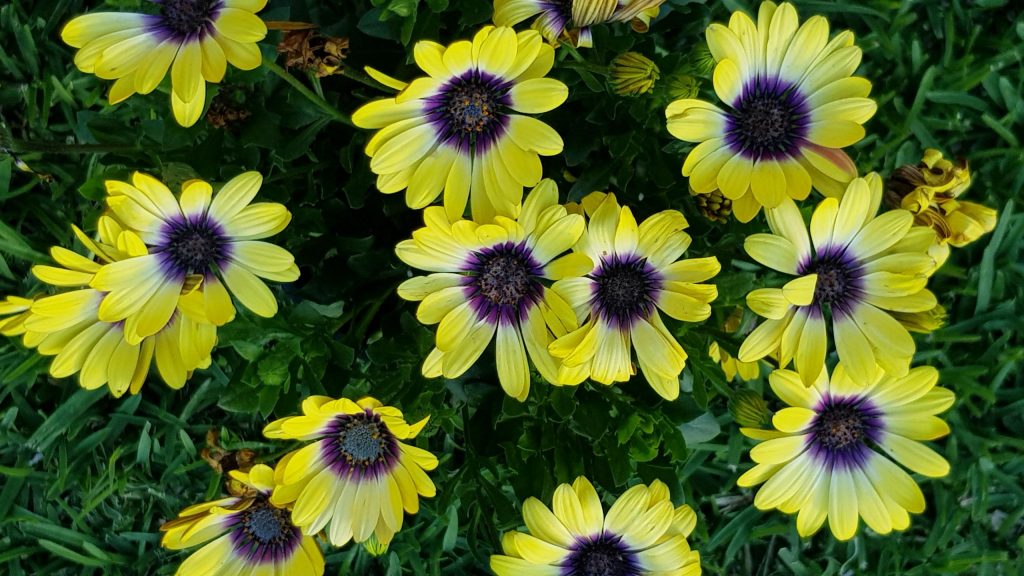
xmin=264 ymin=59 xmax=354 ymax=127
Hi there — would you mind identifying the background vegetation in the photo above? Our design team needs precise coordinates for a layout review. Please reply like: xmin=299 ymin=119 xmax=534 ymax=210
xmin=0 ymin=0 xmax=1022 ymax=573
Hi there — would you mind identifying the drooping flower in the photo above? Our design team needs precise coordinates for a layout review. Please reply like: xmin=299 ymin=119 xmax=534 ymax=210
xmin=263 ymin=396 xmax=438 ymax=548
xmin=13 ymin=218 xmax=217 ymax=396
xmin=61 ymin=0 xmax=269 ymax=127
xmin=665 ymin=1 xmax=876 ymax=222
xmin=610 ymin=52 xmax=660 ymax=96
xmin=550 ymin=193 xmax=720 ymax=399
xmin=352 ymin=26 xmax=567 ymax=222
xmin=887 ymin=149 xmax=997 ymax=247
xmin=490 ymin=476 xmax=702 ymax=575
xmin=738 ymin=365 xmax=953 ymax=541
xmin=89 ymin=171 xmax=298 ymax=344
xmin=738 ymin=173 xmax=940 ymax=386
xmin=493 ymin=0 xmax=666 ymax=48
xmin=395 ymin=180 xmax=589 ymax=400
xmin=161 ymin=464 xmax=325 ymax=576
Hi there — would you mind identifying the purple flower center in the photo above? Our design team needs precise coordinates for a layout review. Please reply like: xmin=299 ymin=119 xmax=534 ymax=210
xmin=797 ymin=246 xmax=864 ymax=317
xmin=725 ymin=76 xmax=810 ymax=160
xmin=807 ymin=394 xmax=883 ymax=470
xmin=159 ymin=215 xmax=228 ymax=277
xmin=155 ymin=0 xmax=221 ymax=40
xmin=229 ymin=497 xmax=302 ymax=565
xmin=592 ymin=254 xmax=661 ymax=329
xmin=427 ymin=71 xmax=512 ymax=152
xmin=463 ymin=242 xmax=543 ymax=324
xmin=563 ymin=532 xmax=640 ymax=576
xmin=322 ymin=411 xmax=400 ymax=480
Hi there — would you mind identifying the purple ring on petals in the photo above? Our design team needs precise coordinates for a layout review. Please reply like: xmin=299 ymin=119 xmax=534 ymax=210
xmin=560 ymin=531 xmax=641 ymax=576
xmin=320 ymin=410 xmax=401 ymax=481
xmin=424 ymin=70 xmax=513 ymax=154
xmin=724 ymin=75 xmax=811 ymax=161
xmin=797 ymin=244 xmax=865 ymax=319
xmin=591 ymin=253 xmax=663 ymax=330
xmin=227 ymin=497 xmax=303 ymax=566
xmin=806 ymin=393 xmax=884 ymax=471
xmin=146 ymin=0 xmax=224 ymax=43
xmin=462 ymin=241 xmax=544 ymax=326
xmin=155 ymin=213 xmax=231 ymax=281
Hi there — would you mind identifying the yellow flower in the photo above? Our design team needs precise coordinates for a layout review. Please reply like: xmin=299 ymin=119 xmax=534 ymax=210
xmin=709 ymin=341 xmax=760 ymax=382
xmin=738 ymin=365 xmax=953 ymax=541
xmin=610 ymin=52 xmax=660 ymax=96
xmin=490 ymin=476 xmax=701 ymax=575
xmin=395 ymin=180 xmax=589 ymax=401
xmin=493 ymin=0 xmax=666 ymax=47
xmin=263 ymin=396 xmax=438 ymax=548
xmin=61 ymin=0 xmax=268 ymax=127
xmin=89 ymin=171 xmax=298 ymax=344
xmin=739 ymin=173 xmax=940 ymax=386
xmin=666 ymin=1 xmax=876 ymax=222
xmin=352 ymin=26 xmax=567 ymax=223
xmin=161 ymin=464 xmax=325 ymax=576
xmin=888 ymin=149 xmax=997 ymax=247
xmin=550 ymin=193 xmax=720 ymax=400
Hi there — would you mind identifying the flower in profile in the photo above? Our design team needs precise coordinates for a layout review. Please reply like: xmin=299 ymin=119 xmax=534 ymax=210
xmin=90 ymin=171 xmax=298 ymax=344
xmin=610 ymin=52 xmax=660 ymax=96
xmin=490 ymin=476 xmax=701 ymax=575
xmin=493 ymin=0 xmax=666 ymax=48
xmin=395 ymin=180 xmax=589 ymax=400
xmin=13 ymin=218 xmax=217 ymax=396
xmin=710 ymin=341 xmax=760 ymax=382
xmin=738 ymin=365 xmax=953 ymax=540
xmin=263 ymin=396 xmax=438 ymax=548
xmin=665 ymin=1 xmax=876 ymax=222
xmin=738 ymin=173 xmax=939 ymax=386
xmin=161 ymin=464 xmax=325 ymax=576
xmin=550 ymin=193 xmax=720 ymax=399
xmin=887 ymin=149 xmax=997 ymax=247
xmin=352 ymin=26 xmax=567 ymax=222
xmin=61 ymin=0 xmax=268 ymax=127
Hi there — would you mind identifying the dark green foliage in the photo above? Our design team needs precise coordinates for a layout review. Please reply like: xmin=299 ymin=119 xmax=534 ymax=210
xmin=0 ymin=0 xmax=1022 ymax=574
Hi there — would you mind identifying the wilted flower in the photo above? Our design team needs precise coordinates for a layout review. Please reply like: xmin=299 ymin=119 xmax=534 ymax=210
xmin=610 ymin=52 xmax=660 ymax=96
xmin=888 ymin=149 xmax=997 ymax=247
xmin=278 ymin=27 xmax=349 ymax=77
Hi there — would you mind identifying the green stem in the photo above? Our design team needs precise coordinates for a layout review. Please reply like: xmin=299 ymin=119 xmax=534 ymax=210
xmin=1 ymin=139 xmax=137 ymax=154
xmin=264 ymin=59 xmax=354 ymax=127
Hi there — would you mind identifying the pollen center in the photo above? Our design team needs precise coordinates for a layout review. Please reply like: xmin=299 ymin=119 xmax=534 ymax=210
xmin=800 ymin=248 xmax=863 ymax=313
xmin=568 ymin=534 xmax=640 ymax=576
xmin=445 ymin=81 xmax=500 ymax=134
xmin=242 ymin=502 xmax=290 ymax=544
xmin=159 ymin=0 xmax=219 ymax=39
xmin=163 ymin=217 xmax=227 ymax=276
xmin=814 ymin=403 xmax=867 ymax=449
xmin=812 ymin=260 xmax=851 ymax=306
xmin=465 ymin=242 xmax=542 ymax=323
xmin=478 ymin=254 xmax=532 ymax=307
xmin=727 ymin=77 xmax=808 ymax=159
xmin=593 ymin=255 xmax=661 ymax=328
xmin=340 ymin=420 xmax=386 ymax=462
xmin=429 ymin=72 xmax=510 ymax=150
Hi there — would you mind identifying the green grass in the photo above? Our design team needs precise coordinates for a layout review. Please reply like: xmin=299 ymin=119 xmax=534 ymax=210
xmin=1 ymin=0 xmax=1023 ymax=574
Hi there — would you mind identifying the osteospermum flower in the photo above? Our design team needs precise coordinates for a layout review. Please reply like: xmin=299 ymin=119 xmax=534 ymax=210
xmin=738 ymin=365 xmax=953 ymax=540
xmin=550 ymin=193 xmax=720 ymax=400
xmin=161 ymin=464 xmax=325 ymax=576
xmin=352 ymin=26 xmax=567 ymax=222
xmin=665 ymin=1 xmax=877 ymax=222
xmin=738 ymin=173 xmax=941 ymax=386
xmin=11 ymin=220 xmax=217 ymax=396
xmin=490 ymin=476 xmax=701 ymax=575
xmin=395 ymin=180 xmax=589 ymax=400
xmin=887 ymin=149 xmax=997 ymax=247
xmin=90 ymin=171 xmax=298 ymax=344
xmin=61 ymin=0 xmax=268 ymax=127
xmin=263 ymin=396 xmax=438 ymax=548
xmin=493 ymin=0 xmax=666 ymax=47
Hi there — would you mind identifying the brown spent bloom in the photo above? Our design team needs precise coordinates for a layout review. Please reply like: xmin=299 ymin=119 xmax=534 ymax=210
xmin=201 ymin=429 xmax=258 ymax=496
xmin=205 ymin=91 xmax=252 ymax=130
xmin=278 ymin=27 xmax=349 ymax=78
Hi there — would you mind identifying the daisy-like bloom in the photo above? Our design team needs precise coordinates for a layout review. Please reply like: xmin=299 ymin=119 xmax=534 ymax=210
xmin=161 ymin=464 xmax=325 ymax=576
xmin=738 ymin=173 xmax=940 ymax=387
xmin=352 ymin=27 xmax=567 ymax=223
xmin=395 ymin=180 xmax=589 ymax=400
xmin=490 ymin=476 xmax=701 ymax=575
xmin=610 ymin=52 xmax=660 ymax=96
xmin=550 ymin=193 xmax=720 ymax=400
xmin=665 ymin=1 xmax=877 ymax=222
xmin=263 ymin=396 xmax=438 ymax=548
xmin=17 ymin=219 xmax=217 ymax=396
xmin=738 ymin=365 xmax=953 ymax=540
xmin=494 ymin=0 xmax=666 ymax=48
xmin=90 ymin=171 xmax=298 ymax=344
xmin=709 ymin=341 xmax=761 ymax=382
xmin=61 ymin=0 xmax=268 ymax=127
xmin=887 ymin=149 xmax=997 ymax=248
